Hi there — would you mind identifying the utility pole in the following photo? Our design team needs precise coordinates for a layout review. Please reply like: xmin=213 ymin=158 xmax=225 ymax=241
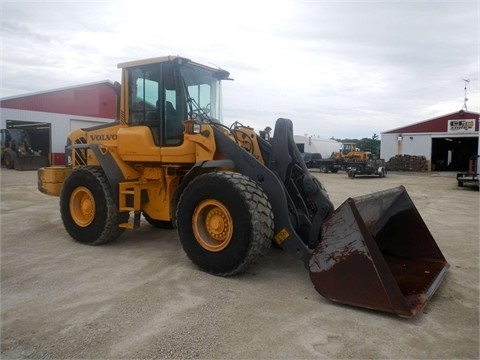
xmin=462 ymin=79 xmax=470 ymax=111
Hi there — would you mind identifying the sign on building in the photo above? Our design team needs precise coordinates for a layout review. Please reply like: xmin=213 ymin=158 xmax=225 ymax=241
xmin=447 ymin=119 xmax=476 ymax=133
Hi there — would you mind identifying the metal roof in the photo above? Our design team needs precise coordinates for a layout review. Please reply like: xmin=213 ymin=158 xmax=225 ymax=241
xmin=382 ymin=110 xmax=479 ymax=134
xmin=0 ymin=80 xmax=118 ymax=101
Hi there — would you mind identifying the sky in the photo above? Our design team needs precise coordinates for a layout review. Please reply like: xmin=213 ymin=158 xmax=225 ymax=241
xmin=1 ymin=0 xmax=479 ymax=139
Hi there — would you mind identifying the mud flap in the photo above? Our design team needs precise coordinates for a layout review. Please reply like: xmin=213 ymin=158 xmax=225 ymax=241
xmin=14 ymin=156 xmax=50 ymax=171
xmin=309 ymin=186 xmax=449 ymax=317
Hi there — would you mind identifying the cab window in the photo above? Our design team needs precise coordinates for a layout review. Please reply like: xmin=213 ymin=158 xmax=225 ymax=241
xmin=128 ymin=62 xmax=184 ymax=146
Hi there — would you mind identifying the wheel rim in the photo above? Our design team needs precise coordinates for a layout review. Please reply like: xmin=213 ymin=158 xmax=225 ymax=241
xmin=5 ymin=154 xmax=12 ymax=167
xmin=192 ymin=199 xmax=233 ymax=252
xmin=70 ymin=186 xmax=95 ymax=227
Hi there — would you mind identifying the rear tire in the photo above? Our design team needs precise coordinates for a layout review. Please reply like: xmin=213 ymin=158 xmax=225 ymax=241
xmin=319 ymin=165 xmax=329 ymax=173
xmin=60 ymin=166 xmax=127 ymax=245
xmin=176 ymin=171 xmax=273 ymax=276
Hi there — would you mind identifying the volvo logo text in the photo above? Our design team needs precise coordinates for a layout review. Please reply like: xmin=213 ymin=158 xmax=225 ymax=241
xmin=89 ymin=134 xmax=118 ymax=141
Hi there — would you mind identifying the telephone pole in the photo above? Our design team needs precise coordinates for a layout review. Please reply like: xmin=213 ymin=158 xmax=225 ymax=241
xmin=462 ymin=79 xmax=470 ymax=111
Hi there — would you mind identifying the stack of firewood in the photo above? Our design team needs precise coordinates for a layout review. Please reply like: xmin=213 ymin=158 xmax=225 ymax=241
xmin=386 ymin=155 xmax=427 ymax=172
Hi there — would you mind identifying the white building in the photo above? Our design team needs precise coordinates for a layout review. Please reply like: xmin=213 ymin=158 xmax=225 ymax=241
xmin=381 ymin=110 xmax=479 ymax=171
xmin=294 ymin=135 xmax=341 ymax=158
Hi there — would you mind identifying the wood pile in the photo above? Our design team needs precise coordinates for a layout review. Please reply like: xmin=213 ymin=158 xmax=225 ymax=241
xmin=386 ymin=155 xmax=427 ymax=172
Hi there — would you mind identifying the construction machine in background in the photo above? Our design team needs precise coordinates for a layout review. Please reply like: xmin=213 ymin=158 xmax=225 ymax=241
xmin=317 ymin=142 xmax=387 ymax=177
xmin=1 ymin=129 xmax=49 ymax=170
xmin=335 ymin=142 xmax=369 ymax=160
xmin=37 ymin=56 xmax=448 ymax=317
xmin=336 ymin=143 xmax=387 ymax=177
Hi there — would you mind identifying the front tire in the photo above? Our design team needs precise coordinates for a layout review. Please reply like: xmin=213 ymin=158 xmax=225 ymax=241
xmin=176 ymin=172 xmax=273 ymax=276
xmin=3 ymin=151 xmax=16 ymax=169
xmin=319 ymin=165 xmax=329 ymax=173
xmin=60 ymin=166 xmax=127 ymax=245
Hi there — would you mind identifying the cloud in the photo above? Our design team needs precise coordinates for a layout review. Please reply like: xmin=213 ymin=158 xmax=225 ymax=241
xmin=1 ymin=0 xmax=478 ymax=139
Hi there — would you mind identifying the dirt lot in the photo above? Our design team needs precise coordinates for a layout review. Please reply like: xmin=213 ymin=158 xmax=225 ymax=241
xmin=1 ymin=169 xmax=478 ymax=359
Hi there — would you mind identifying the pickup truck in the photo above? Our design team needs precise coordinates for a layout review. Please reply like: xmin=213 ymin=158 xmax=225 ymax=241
xmin=302 ymin=153 xmax=343 ymax=173
xmin=302 ymin=152 xmax=323 ymax=169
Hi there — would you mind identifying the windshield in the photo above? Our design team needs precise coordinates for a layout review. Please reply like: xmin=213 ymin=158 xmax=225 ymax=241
xmin=179 ymin=63 xmax=224 ymax=123
xmin=5 ymin=130 xmax=28 ymax=147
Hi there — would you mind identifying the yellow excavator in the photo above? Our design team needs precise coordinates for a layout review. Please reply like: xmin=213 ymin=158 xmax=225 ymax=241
xmin=38 ymin=56 xmax=448 ymax=317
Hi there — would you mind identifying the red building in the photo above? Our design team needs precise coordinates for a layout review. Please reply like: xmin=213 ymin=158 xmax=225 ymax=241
xmin=381 ymin=110 xmax=479 ymax=171
xmin=0 ymin=81 xmax=119 ymax=165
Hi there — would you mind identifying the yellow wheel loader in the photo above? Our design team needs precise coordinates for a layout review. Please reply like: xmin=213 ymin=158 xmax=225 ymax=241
xmin=1 ymin=129 xmax=49 ymax=170
xmin=38 ymin=56 xmax=448 ymax=317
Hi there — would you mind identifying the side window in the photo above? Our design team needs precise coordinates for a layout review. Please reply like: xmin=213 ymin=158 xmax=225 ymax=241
xmin=128 ymin=62 xmax=184 ymax=146
xmin=129 ymin=66 xmax=160 ymax=125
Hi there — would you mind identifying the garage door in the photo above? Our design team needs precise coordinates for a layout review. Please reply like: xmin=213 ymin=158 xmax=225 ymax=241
xmin=431 ymin=136 xmax=478 ymax=171
xmin=5 ymin=120 xmax=51 ymax=157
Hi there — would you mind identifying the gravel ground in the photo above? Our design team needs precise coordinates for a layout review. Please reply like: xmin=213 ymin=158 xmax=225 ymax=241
xmin=1 ymin=169 xmax=479 ymax=359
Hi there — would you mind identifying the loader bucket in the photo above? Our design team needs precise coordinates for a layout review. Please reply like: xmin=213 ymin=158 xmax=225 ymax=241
xmin=14 ymin=156 xmax=50 ymax=171
xmin=309 ymin=186 xmax=449 ymax=317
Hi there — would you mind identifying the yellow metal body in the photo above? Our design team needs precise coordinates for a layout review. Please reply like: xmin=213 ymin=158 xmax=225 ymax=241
xmin=38 ymin=56 xmax=264 ymax=229
xmin=334 ymin=142 xmax=370 ymax=160
xmin=38 ymin=123 xmax=262 ymax=228
xmin=38 ymin=167 xmax=72 ymax=196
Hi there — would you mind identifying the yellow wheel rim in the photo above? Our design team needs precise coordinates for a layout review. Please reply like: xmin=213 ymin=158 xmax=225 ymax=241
xmin=192 ymin=199 xmax=233 ymax=252
xmin=70 ymin=186 xmax=95 ymax=227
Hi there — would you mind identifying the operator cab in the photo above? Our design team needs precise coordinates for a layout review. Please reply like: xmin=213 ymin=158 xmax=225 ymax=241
xmin=341 ymin=143 xmax=358 ymax=155
xmin=1 ymin=129 xmax=31 ymax=153
xmin=118 ymin=56 xmax=230 ymax=146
